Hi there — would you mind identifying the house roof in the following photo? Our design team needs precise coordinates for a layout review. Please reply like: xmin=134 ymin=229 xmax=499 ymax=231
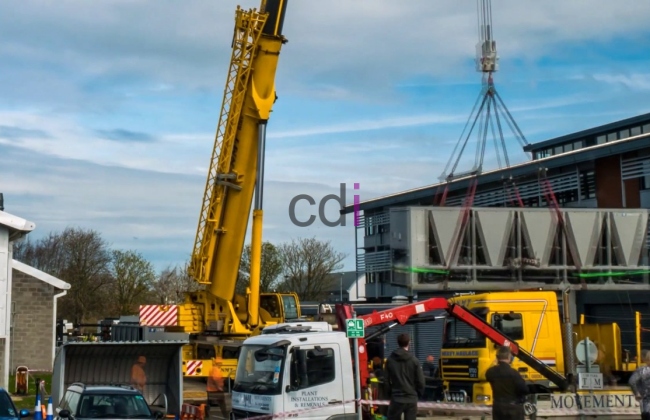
xmin=12 ymin=259 xmax=71 ymax=290
xmin=0 ymin=210 xmax=35 ymax=241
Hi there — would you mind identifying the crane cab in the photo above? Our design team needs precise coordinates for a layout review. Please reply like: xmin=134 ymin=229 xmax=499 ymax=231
xmin=260 ymin=292 xmax=301 ymax=323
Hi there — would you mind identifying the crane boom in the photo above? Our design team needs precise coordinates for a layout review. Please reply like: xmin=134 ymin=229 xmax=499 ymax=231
xmin=189 ymin=1 xmax=287 ymax=302
xmin=170 ymin=0 xmax=298 ymax=381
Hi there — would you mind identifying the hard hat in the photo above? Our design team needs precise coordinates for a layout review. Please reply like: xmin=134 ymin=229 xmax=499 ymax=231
xmin=214 ymin=356 xmax=223 ymax=364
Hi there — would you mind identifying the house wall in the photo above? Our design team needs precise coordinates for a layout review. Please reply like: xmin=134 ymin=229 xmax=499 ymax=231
xmin=0 ymin=269 xmax=55 ymax=379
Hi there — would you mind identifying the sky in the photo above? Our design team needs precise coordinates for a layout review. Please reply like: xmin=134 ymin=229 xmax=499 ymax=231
xmin=2 ymin=0 xmax=650 ymax=274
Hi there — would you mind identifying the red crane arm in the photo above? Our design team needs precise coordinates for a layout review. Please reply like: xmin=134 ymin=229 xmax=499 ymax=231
xmin=334 ymin=297 xmax=568 ymax=392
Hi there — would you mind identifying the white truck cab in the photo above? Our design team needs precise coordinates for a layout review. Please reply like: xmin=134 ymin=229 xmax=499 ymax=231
xmin=231 ymin=326 xmax=357 ymax=419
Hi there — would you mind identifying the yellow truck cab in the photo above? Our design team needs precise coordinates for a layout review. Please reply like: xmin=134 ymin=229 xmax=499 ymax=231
xmin=441 ymin=291 xmax=638 ymax=407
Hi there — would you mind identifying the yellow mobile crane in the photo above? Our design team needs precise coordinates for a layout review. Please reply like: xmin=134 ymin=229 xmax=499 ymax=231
xmin=176 ymin=0 xmax=300 ymax=380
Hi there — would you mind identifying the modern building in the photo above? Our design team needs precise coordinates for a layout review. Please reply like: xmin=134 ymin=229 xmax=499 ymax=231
xmin=341 ymin=112 xmax=650 ymax=360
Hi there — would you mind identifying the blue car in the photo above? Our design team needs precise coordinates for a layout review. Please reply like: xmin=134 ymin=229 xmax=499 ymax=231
xmin=0 ymin=389 xmax=29 ymax=419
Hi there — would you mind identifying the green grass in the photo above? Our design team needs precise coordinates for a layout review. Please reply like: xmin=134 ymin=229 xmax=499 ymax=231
xmin=8 ymin=372 xmax=53 ymax=410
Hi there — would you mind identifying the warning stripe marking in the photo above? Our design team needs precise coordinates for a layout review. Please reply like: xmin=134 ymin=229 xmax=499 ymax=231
xmin=139 ymin=305 xmax=178 ymax=326
xmin=186 ymin=360 xmax=202 ymax=376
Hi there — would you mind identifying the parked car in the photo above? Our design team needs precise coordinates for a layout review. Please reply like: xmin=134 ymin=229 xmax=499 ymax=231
xmin=56 ymin=383 xmax=163 ymax=420
xmin=0 ymin=388 xmax=29 ymax=419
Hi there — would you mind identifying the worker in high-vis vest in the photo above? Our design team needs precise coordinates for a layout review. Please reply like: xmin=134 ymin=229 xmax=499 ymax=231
xmin=130 ymin=356 xmax=147 ymax=395
xmin=206 ymin=356 xmax=228 ymax=419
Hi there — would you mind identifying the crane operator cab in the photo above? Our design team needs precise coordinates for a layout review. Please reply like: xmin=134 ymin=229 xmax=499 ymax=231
xmin=260 ymin=293 xmax=301 ymax=323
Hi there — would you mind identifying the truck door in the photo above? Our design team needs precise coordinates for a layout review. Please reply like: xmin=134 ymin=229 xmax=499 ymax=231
xmin=286 ymin=343 xmax=349 ymax=419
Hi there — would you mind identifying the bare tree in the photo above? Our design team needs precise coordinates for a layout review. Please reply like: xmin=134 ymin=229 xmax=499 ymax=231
xmin=277 ymin=237 xmax=346 ymax=301
xmin=109 ymin=249 xmax=156 ymax=315
xmin=13 ymin=227 xmax=112 ymax=323
xmin=151 ymin=264 xmax=201 ymax=304
xmin=236 ymin=242 xmax=283 ymax=294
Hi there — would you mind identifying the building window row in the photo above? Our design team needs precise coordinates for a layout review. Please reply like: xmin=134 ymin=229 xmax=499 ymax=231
xmin=533 ymin=122 xmax=650 ymax=160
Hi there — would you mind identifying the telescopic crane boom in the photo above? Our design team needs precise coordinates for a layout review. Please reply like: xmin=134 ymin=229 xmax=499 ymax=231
xmin=172 ymin=0 xmax=299 ymax=379
xmin=188 ymin=0 xmax=288 ymax=326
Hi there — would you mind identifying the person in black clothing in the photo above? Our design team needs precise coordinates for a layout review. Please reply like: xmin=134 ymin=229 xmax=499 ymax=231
xmin=485 ymin=346 xmax=529 ymax=420
xmin=422 ymin=355 xmax=439 ymax=378
xmin=422 ymin=355 xmax=443 ymax=401
xmin=384 ymin=333 xmax=425 ymax=420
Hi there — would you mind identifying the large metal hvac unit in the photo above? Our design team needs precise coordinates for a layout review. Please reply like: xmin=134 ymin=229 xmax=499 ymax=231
xmin=390 ymin=207 xmax=650 ymax=290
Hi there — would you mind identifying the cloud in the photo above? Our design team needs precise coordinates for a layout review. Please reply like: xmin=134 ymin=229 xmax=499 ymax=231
xmin=0 ymin=125 xmax=50 ymax=140
xmin=95 ymin=129 xmax=156 ymax=143
xmin=592 ymin=73 xmax=650 ymax=91
xmin=3 ymin=0 xmax=650 ymax=278
xmin=0 ymin=143 xmax=365 ymax=272
xmin=268 ymin=113 xmax=466 ymax=139
xmin=3 ymin=0 xmax=650 ymax=110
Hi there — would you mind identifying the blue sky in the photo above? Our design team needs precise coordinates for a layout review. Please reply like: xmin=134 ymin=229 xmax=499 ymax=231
xmin=1 ymin=0 xmax=650 ymax=274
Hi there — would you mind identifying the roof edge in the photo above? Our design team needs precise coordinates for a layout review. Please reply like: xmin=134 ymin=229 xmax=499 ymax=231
xmin=12 ymin=259 xmax=71 ymax=290
xmin=0 ymin=211 xmax=35 ymax=238
xmin=523 ymin=111 xmax=650 ymax=152
xmin=342 ymin=132 xmax=650 ymax=213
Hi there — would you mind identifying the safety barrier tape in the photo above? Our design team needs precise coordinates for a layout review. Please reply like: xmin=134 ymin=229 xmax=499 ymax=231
xmin=225 ymin=397 xmax=641 ymax=419
xmin=229 ymin=398 xmax=359 ymax=420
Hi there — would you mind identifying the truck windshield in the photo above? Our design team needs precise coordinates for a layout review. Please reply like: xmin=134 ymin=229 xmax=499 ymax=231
xmin=233 ymin=344 xmax=285 ymax=395
xmin=443 ymin=309 xmax=487 ymax=348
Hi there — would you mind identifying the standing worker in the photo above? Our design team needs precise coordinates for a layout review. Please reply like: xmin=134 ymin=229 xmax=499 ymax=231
xmin=629 ymin=349 xmax=650 ymax=420
xmin=207 ymin=356 xmax=228 ymax=419
xmin=130 ymin=356 xmax=147 ymax=395
xmin=384 ymin=333 xmax=425 ymax=420
xmin=485 ymin=346 xmax=529 ymax=420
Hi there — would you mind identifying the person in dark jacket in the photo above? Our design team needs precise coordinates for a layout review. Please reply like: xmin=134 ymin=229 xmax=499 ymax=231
xmin=485 ymin=346 xmax=529 ymax=420
xmin=384 ymin=333 xmax=425 ymax=420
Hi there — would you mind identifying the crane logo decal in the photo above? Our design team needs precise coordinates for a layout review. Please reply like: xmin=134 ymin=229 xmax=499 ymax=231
xmin=289 ymin=183 xmax=360 ymax=227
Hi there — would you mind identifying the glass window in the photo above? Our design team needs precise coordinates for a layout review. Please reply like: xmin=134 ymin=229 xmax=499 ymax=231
xmin=620 ymin=129 xmax=630 ymax=139
xmin=643 ymin=124 xmax=650 ymax=134
xmin=563 ymin=143 xmax=573 ymax=152
xmin=234 ymin=344 xmax=286 ymax=395
xmin=260 ymin=295 xmax=281 ymax=318
xmin=290 ymin=347 xmax=336 ymax=390
xmin=596 ymin=135 xmax=606 ymax=144
xmin=492 ymin=312 xmax=524 ymax=340
xmin=631 ymin=126 xmax=642 ymax=136
xmin=444 ymin=310 xmax=487 ymax=347
xmin=282 ymin=295 xmax=299 ymax=319
xmin=554 ymin=146 xmax=563 ymax=155
xmin=67 ymin=392 xmax=82 ymax=416
xmin=580 ymin=171 xmax=596 ymax=199
xmin=573 ymin=140 xmax=583 ymax=150
xmin=77 ymin=394 xmax=152 ymax=418
xmin=643 ymin=175 xmax=650 ymax=191
xmin=607 ymin=132 xmax=618 ymax=142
